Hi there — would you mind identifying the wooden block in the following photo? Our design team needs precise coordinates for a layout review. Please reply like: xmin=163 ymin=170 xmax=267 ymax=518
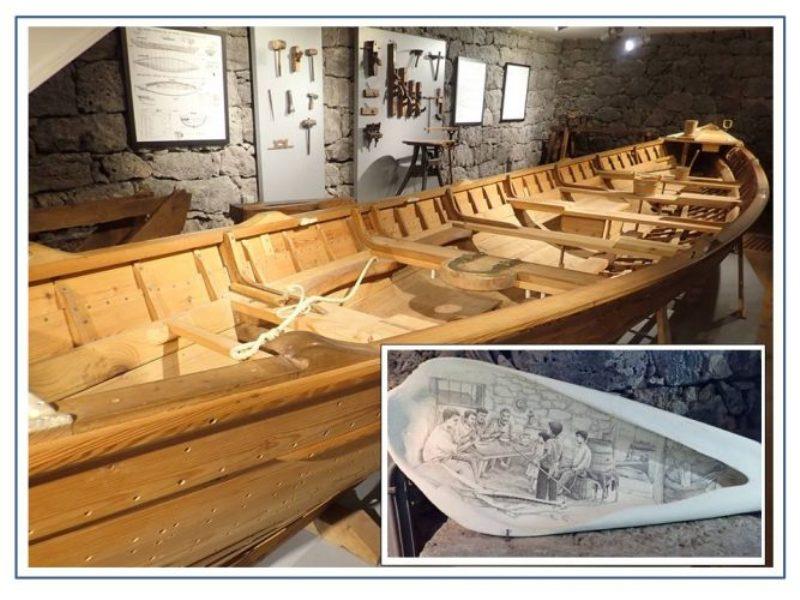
xmin=307 ymin=506 xmax=380 ymax=565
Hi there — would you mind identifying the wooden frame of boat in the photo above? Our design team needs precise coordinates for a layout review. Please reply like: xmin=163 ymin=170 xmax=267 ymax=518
xmin=27 ymin=126 xmax=768 ymax=566
xmin=29 ymin=188 xmax=192 ymax=252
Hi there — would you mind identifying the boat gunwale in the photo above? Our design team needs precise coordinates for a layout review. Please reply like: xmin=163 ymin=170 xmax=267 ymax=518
xmin=27 ymin=140 xmax=768 ymax=350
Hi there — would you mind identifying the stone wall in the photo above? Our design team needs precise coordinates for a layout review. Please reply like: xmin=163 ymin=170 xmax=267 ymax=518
xmin=29 ymin=26 xmax=774 ymax=239
xmin=387 ymin=350 xmax=762 ymax=441
xmin=28 ymin=27 xmax=256 ymax=242
xmin=554 ymin=28 xmax=773 ymax=181
xmin=321 ymin=26 xmax=561 ymax=197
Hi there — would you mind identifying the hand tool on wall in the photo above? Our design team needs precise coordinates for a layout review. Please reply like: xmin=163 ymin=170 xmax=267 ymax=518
xmin=363 ymin=82 xmax=380 ymax=98
xmin=410 ymin=49 xmax=423 ymax=67
xmin=304 ymin=48 xmax=318 ymax=81
xmin=364 ymin=123 xmax=383 ymax=148
xmin=269 ymin=39 xmax=286 ymax=77
xmin=290 ymin=46 xmax=303 ymax=73
xmin=434 ymin=87 xmax=444 ymax=120
xmin=267 ymin=89 xmax=275 ymax=121
xmin=414 ymin=81 xmax=425 ymax=117
xmin=363 ymin=40 xmax=381 ymax=77
xmin=300 ymin=118 xmax=317 ymax=156
xmin=427 ymin=51 xmax=443 ymax=81
xmin=360 ymin=104 xmax=379 ymax=116
xmin=307 ymin=93 xmax=319 ymax=110
xmin=268 ymin=139 xmax=293 ymax=150
xmin=386 ymin=42 xmax=397 ymax=117
xmin=395 ymin=68 xmax=407 ymax=117
xmin=286 ymin=90 xmax=295 ymax=114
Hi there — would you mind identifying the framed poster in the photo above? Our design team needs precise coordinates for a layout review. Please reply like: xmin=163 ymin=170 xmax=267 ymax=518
xmin=500 ymin=63 xmax=531 ymax=122
xmin=453 ymin=56 xmax=487 ymax=126
xmin=121 ymin=27 xmax=229 ymax=147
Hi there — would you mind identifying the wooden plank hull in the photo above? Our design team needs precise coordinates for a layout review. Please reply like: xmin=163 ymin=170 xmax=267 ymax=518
xmin=29 ymin=359 xmax=381 ymax=567
xmin=27 ymin=130 xmax=768 ymax=567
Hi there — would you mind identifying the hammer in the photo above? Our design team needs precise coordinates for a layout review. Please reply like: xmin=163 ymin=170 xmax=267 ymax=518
xmin=410 ymin=49 xmax=423 ymax=67
xmin=307 ymin=93 xmax=318 ymax=110
xmin=304 ymin=48 xmax=318 ymax=82
xmin=300 ymin=118 xmax=317 ymax=156
xmin=269 ymin=39 xmax=286 ymax=77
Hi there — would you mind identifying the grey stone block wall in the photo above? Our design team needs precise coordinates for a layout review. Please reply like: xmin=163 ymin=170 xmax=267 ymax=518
xmin=28 ymin=27 xmax=257 ymax=241
xmin=554 ymin=28 xmax=773 ymax=180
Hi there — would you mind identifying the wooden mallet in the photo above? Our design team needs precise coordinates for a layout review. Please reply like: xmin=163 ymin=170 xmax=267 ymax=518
xmin=304 ymin=48 xmax=318 ymax=82
xmin=269 ymin=39 xmax=286 ymax=77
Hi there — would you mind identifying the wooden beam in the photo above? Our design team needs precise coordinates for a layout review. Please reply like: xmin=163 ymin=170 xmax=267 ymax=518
xmin=556 ymin=185 xmax=741 ymax=210
xmin=452 ymin=220 xmax=687 ymax=259
xmin=508 ymin=198 xmax=723 ymax=234
xmin=167 ymin=318 xmax=268 ymax=360
xmin=29 ymin=191 xmax=158 ymax=233
xmin=595 ymin=169 xmax=742 ymax=191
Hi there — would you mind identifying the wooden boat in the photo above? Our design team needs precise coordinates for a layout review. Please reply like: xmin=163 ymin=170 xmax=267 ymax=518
xmin=29 ymin=188 xmax=191 ymax=251
xmin=27 ymin=124 xmax=768 ymax=567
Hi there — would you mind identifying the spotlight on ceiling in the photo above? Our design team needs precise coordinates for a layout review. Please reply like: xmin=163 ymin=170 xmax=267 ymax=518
xmin=624 ymin=38 xmax=637 ymax=52
xmin=553 ymin=26 xmax=568 ymax=32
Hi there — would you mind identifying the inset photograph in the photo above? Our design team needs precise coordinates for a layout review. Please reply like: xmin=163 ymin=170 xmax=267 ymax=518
xmin=383 ymin=348 xmax=764 ymax=565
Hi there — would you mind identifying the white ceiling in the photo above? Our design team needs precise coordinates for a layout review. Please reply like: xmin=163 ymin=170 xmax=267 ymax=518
xmin=29 ymin=27 xmax=113 ymax=92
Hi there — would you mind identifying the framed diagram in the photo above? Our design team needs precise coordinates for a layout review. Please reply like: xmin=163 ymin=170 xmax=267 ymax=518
xmin=121 ymin=27 xmax=229 ymax=147
xmin=453 ymin=56 xmax=487 ymax=126
xmin=500 ymin=63 xmax=530 ymax=122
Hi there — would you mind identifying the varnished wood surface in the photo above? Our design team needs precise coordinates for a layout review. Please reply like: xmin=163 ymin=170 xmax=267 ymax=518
xmin=26 ymin=134 xmax=768 ymax=567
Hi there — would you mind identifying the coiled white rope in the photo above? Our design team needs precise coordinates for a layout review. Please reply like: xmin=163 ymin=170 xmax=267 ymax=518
xmin=229 ymin=257 xmax=379 ymax=361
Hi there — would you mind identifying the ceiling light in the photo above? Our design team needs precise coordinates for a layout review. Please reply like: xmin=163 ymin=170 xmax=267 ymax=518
xmin=624 ymin=38 xmax=637 ymax=52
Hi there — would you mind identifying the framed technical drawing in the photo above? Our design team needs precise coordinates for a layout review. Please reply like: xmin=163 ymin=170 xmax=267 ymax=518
xmin=121 ymin=26 xmax=229 ymax=147
xmin=453 ymin=56 xmax=487 ymax=126
xmin=500 ymin=63 xmax=530 ymax=122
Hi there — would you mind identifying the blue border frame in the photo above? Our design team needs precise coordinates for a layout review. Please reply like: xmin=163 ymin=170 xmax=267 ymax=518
xmin=14 ymin=14 xmax=786 ymax=580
